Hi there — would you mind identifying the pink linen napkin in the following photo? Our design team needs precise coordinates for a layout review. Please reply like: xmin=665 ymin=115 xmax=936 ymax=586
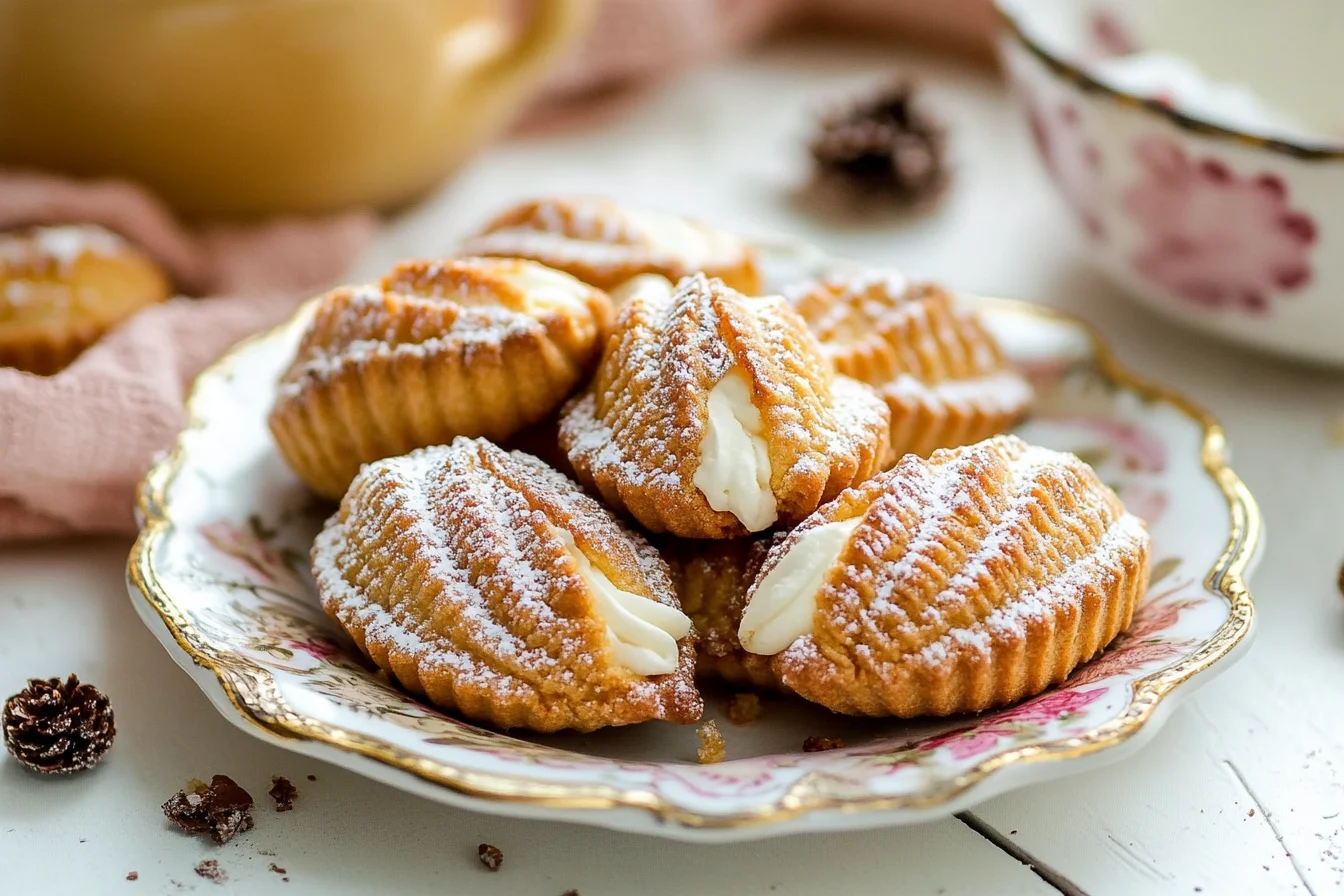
xmin=0 ymin=172 xmax=377 ymax=540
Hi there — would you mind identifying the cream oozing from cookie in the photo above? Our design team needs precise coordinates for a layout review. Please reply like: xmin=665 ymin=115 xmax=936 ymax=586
xmin=552 ymin=527 xmax=691 ymax=676
xmin=610 ymin=273 xmax=673 ymax=307
xmin=495 ymin=261 xmax=594 ymax=313
xmin=738 ymin=516 xmax=861 ymax=654
xmin=622 ymin=207 xmax=744 ymax=268
xmin=692 ymin=367 xmax=777 ymax=531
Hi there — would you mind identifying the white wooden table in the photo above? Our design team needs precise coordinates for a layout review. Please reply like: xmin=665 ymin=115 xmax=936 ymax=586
xmin=3 ymin=37 xmax=1342 ymax=896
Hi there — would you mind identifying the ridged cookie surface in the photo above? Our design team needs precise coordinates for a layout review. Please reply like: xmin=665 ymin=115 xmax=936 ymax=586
xmin=744 ymin=435 xmax=1148 ymax=717
xmin=314 ymin=437 xmax=703 ymax=733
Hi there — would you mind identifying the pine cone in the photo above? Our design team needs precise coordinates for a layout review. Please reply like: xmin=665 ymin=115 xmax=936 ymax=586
xmin=2 ymin=675 xmax=115 ymax=774
xmin=809 ymin=79 xmax=949 ymax=211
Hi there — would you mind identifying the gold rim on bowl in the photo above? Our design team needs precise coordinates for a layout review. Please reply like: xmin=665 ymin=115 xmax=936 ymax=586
xmin=127 ymin=296 xmax=1260 ymax=831
xmin=995 ymin=2 xmax=1344 ymax=161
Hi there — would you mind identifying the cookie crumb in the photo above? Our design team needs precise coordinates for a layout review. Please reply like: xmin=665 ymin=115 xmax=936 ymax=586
xmin=802 ymin=736 xmax=844 ymax=752
xmin=696 ymin=721 xmax=726 ymax=764
xmin=725 ymin=693 xmax=762 ymax=725
xmin=478 ymin=843 xmax=504 ymax=872
xmin=126 ymin=872 xmax=139 ymax=881
xmin=258 ymin=848 xmax=276 ymax=856
xmin=162 ymin=775 xmax=254 ymax=844
xmin=194 ymin=860 xmax=226 ymax=884
xmin=561 ymin=890 xmax=580 ymax=896
xmin=269 ymin=776 xmax=298 ymax=812
xmin=269 ymin=863 xmax=287 ymax=875
xmin=1249 ymin=808 xmax=1256 ymax=817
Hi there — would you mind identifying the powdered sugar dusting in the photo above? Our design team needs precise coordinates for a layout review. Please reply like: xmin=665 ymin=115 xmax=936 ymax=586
xmin=312 ymin=439 xmax=698 ymax=729
xmin=781 ymin=435 xmax=1149 ymax=680
xmin=461 ymin=197 xmax=751 ymax=283
xmin=559 ymin=274 xmax=888 ymax=535
xmin=883 ymin=371 xmax=1035 ymax=414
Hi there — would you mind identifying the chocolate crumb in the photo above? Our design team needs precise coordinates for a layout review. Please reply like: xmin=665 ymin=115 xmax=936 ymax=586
xmin=306 ymin=775 xmax=316 ymax=782
xmin=194 ymin=859 xmax=226 ymax=884
xmin=269 ymin=776 xmax=298 ymax=812
xmin=696 ymin=721 xmax=726 ymax=764
xmin=162 ymin=775 xmax=254 ymax=844
xmin=1249 ymin=808 xmax=1256 ymax=817
xmin=561 ymin=890 xmax=580 ymax=896
xmin=478 ymin=843 xmax=504 ymax=872
xmin=126 ymin=872 xmax=139 ymax=881
xmin=802 ymin=736 xmax=844 ymax=753
xmin=725 ymin=693 xmax=762 ymax=725
xmin=269 ymin=863 xmax=287 ymax=875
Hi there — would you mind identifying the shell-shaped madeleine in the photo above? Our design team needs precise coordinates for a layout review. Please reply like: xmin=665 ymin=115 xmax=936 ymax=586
xmin=460 ymin=197 xmax=761 ymax=294
xmin=269 ymin=257 xmax=612 ymax=499
xmin=313 ymin=437 xmax=703 ymax=733
xmin=787 ymin=270 xmax=1032 ymax=460
xmin=660 ymin=534 xmax=783 ymax=690
xmin=559 ymin=274 xmax=892 ymax=539
xmin=0 ymin=225 xmax=170 ymax=375
xmin=739 ymin=435 xmax=1150 ymax=717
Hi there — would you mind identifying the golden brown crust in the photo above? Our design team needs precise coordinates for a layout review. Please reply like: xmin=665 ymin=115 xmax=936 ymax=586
xmin=269 ymin=257 xmax=612 ymax=499
xmin=313 ymin=437 xmax=703 ymax=733
xmin=558 ymin=274 xmax=891 ymax=539
xmin=0 ymin=226 xmax=170 ymax=375
xmin=660 ymin=534 xmax=784 ymax=690
xmin=749 ymin=435 xmax=1149 ymax=717
xmin=461 ymin=197 xmax=762 ymax=294
xmin=788 ymin=271 xmax=1032 ymax=460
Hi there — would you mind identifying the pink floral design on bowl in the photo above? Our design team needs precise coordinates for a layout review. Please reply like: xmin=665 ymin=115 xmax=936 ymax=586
xmin=1007 ymin=58 xmax=1107 ymax=241
xmin=1123 ymin=137 xmax=1318 ymax=312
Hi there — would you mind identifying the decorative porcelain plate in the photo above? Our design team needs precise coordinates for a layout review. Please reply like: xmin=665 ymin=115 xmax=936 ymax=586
xmin=127 ymin=244 xmax=1260 ymax=842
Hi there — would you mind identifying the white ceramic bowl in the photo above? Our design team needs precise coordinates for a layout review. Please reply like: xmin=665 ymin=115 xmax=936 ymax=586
xmin=997 ymin=0 xmax=1344 ymax=366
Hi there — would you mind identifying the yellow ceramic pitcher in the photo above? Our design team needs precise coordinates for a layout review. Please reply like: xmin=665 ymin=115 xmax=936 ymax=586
xmin=0 ymin=0 xmax=593 ymax=217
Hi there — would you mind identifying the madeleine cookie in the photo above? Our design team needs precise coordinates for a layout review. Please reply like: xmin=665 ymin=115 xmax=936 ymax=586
xmin=0 ymin=225 xmax=170 ymax=374
xmin=314 ymin=437 xmax=703 ymax=733
xmin=737 ymin=435 xmax=1149 ymax=717
xmin=787 ymin=270 xmax=1032 ymax=460
xmin=559 ymin=274 xmax=891 ymax=539
xmin=661 ymin=534 xmax=783 ymax=690
xmin=461 ymin=197 xmax=761 ymax=294
xmin=269 ymin=257 xmax=612 ymax=499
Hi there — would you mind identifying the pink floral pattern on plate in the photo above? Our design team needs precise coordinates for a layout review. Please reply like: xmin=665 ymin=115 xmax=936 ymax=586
xmin=1123 ymin=136 xmax=1318 ymax=312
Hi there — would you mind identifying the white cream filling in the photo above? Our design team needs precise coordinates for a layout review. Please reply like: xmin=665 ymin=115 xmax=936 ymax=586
xmin=498 ymin=262 xmax=593 ymax=312
xmin=692 ymin=367 xmax=777 ymax=532
xmin=738 ymin=517 xmax=861 ymax=655
xmin=610 ymin=273 xmax=673 ymax=308
xmin=624 ymin=208 xmax=742 ymax=267
xmin=552 ymin=527 xmax=691 ymax=676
